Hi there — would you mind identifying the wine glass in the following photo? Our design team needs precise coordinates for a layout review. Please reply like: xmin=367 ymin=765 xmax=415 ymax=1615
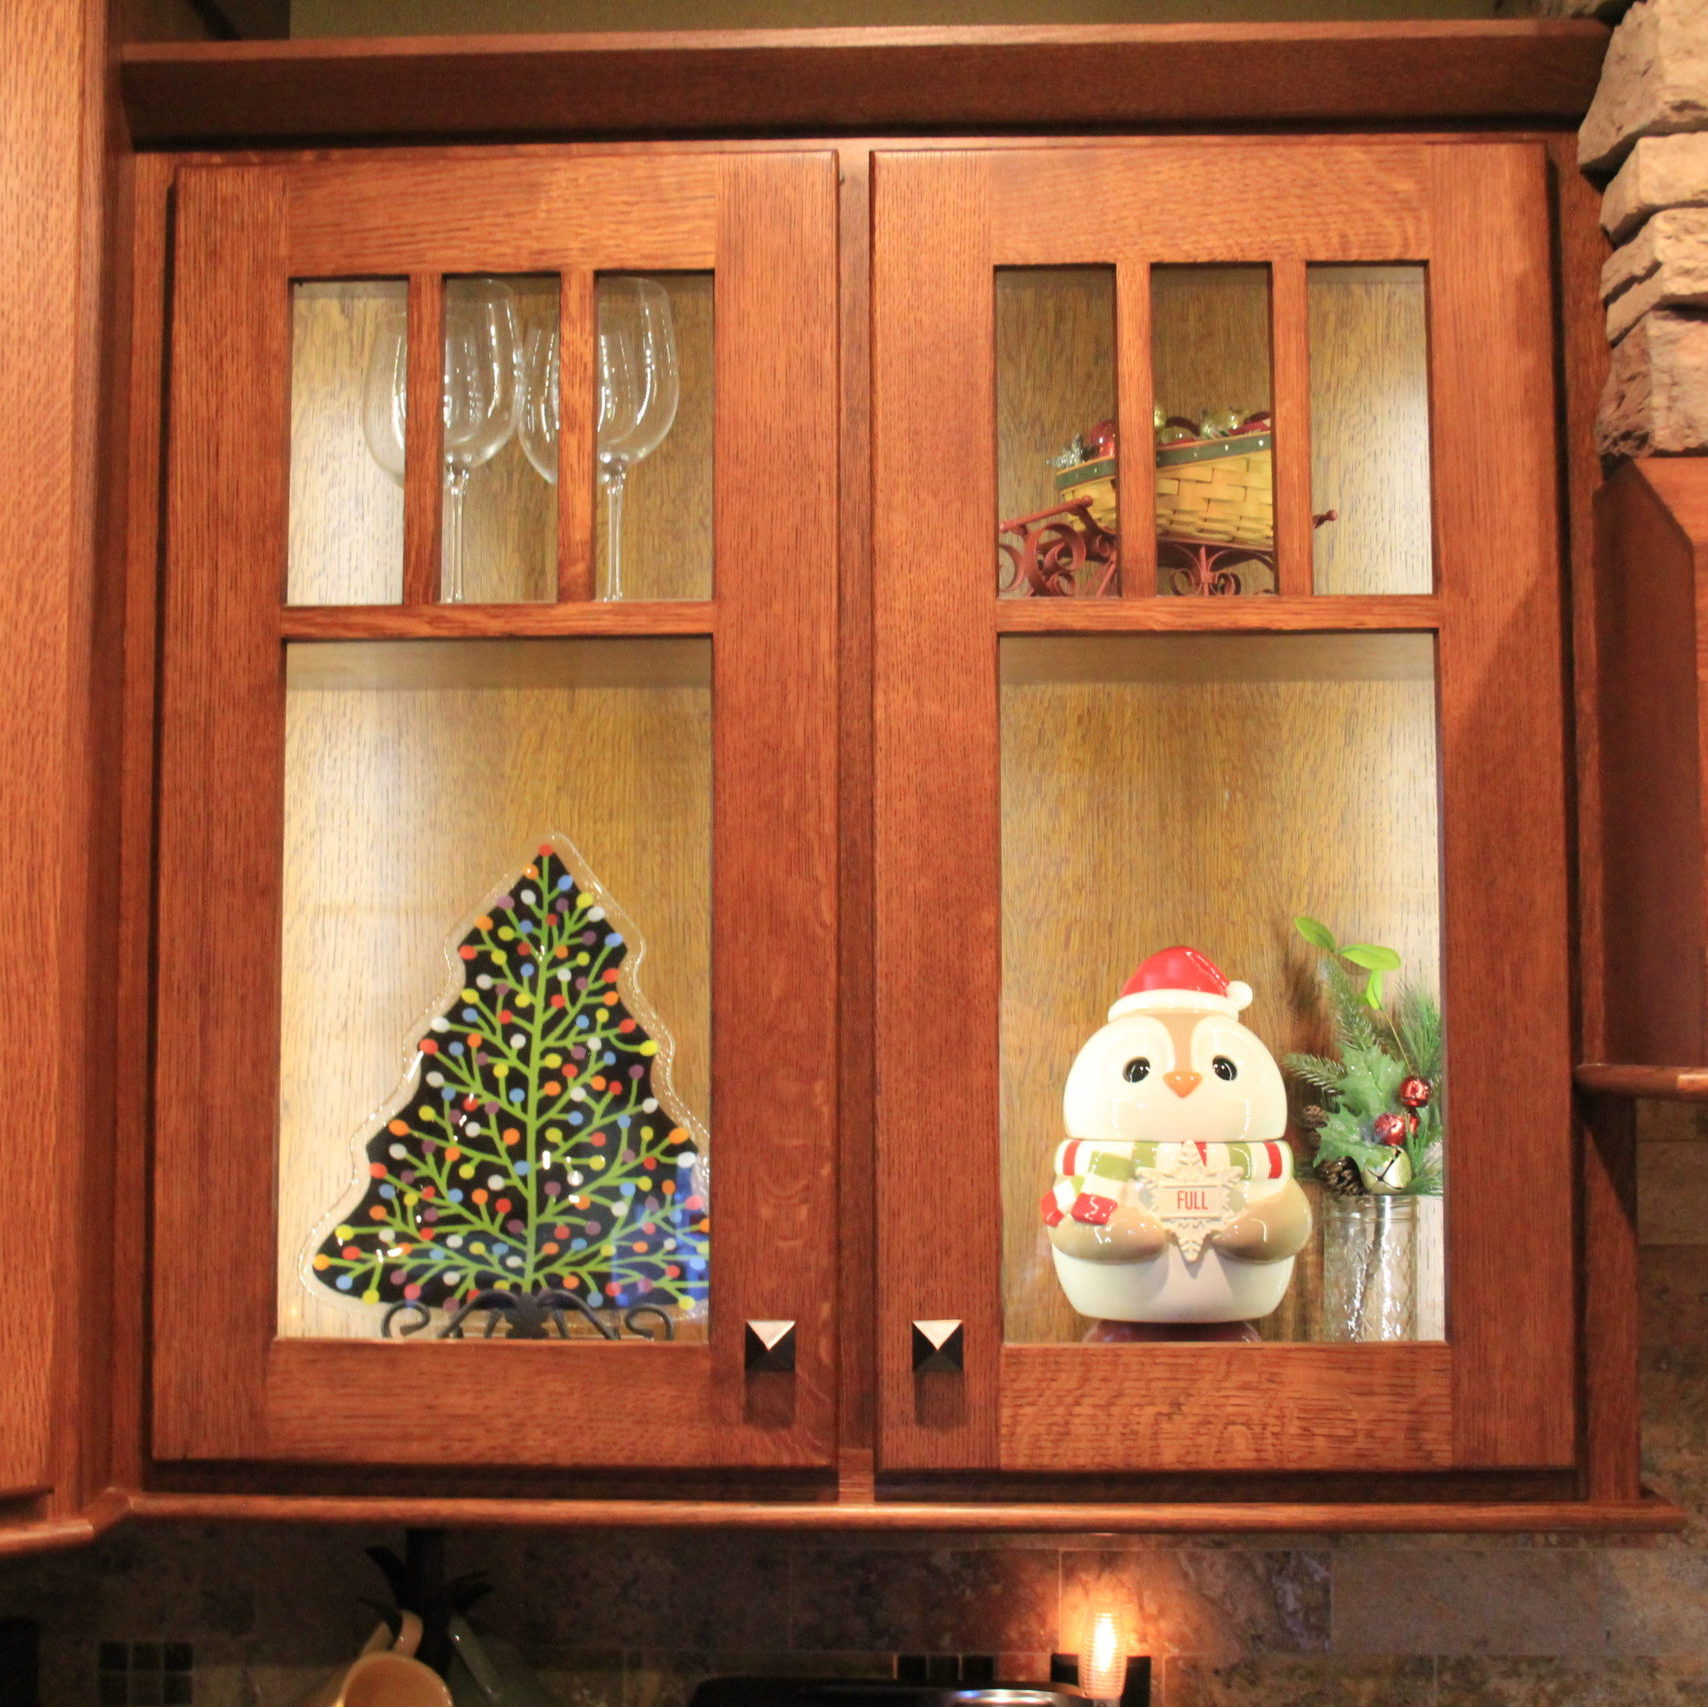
xmin=362 ymin=278 xmax=520 ymax=603
xmin=517 ymin=276 xmax=679 ymax=600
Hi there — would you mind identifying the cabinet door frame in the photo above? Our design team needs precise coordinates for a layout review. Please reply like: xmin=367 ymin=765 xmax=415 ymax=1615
xmin=153 ymin=151 xmax=840 ymax=1470
xmin=872 ymin=140 xmax=1574 ymax=1476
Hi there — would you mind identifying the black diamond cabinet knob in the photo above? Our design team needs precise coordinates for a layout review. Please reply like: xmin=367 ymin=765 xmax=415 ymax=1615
xmin=911 ymin=1318 xmax=963 ymax=1373
xmin=744 ymin=1319 xmax=797 ymax=1372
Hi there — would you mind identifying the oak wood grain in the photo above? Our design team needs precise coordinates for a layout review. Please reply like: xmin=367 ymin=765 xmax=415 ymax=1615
xmin=1554 ymin=133 xmax=1611 ymax=1069
xmin=155 ymin=165 xmax=290 ymax=1460
xmin=1580 ymin=1094 xmax=1640 ymax=1501
xmin=996 ymin=596 xmax=1440 ymax=634
xmin=283 ymin=602 xmax=716 ymax=639
xmin=1270 ymin=258 xmax=1312 ymax=598
xmin=703 ymin=149 xmax=840 ymax=1460
xmin=260 ymin=1342 xmax=821 ymax=1467
xmin=1429 ymin=144 xmax=1574 ymax=1468
xmin=152 ymin=150 xmax=840 ymax=1469
xmin=995 ymin=148 xmax=1431 ymax=267
xmin=0 ymin=0 xmax=109 ymax=1519
xmin=404 ymin=272 xmax=445 ymax=604
xmin=1116 ymin=260 xmax=1155 ymax=599
xmin=557 ymin=267 xmax=595 ymax=602
xmin=872 ymin=150 xmax=1001 ymax=1472
xmin=1001 ymin=1344 xmax=1451 ymax=1472
xmin=1593 ymin=459 xmax=1708 ymax=1068
xmin=835 ymin=142 xmax=878 ymax=1495
xmin=874 ymin=138 xmax=1575 ymax=1477
xmin=119 ymin=22 xmax=1610 ymax=146
xmin=111 ymin=150 xmax=178 ymax=1500
xmin=286 ymin=157 xmax=718 ymax=276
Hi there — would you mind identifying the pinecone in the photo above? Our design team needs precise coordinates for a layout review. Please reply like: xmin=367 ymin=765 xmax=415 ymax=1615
xmin=1316 ymin=1156 xmax=1364 ymax=1198
xmin=1300 ymin=1104 xmax=1329 ymax=1131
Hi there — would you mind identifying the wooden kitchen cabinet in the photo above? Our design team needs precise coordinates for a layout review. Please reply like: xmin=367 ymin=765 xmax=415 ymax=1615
xmin=871 ymin=142 xmax=1576 ymax=1480
xmin=150 ymin=151 xmax=839 ymax=1471
xmin=76 ymin=26 xmax=1667 ymax=1530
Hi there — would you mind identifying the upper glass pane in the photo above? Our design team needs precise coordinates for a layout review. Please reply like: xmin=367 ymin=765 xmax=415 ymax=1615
xmin=447 ymin=274 xmax=554 ymax=604
xmin=1309 ymin=264 xmax=1433 ymax=595
xmin=996 ymin=266 xmax=1117 ymax=599
xmin=999 ymin=632 xmax=1444 ymax=1346
xmin=1151 ymin=264 xmax=1275 ymax=596
xmin=289 ymin=279 xmax=406 ymax=606
xmin=278 ymin=637 xmax=712 ymax=1342
xmin=595 ymin=272 xmax=713 ymax=601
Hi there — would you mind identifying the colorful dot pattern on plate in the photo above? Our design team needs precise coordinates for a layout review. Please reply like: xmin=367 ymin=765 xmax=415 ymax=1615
xmin=310 ymin=844 xmax=708 ymax=1319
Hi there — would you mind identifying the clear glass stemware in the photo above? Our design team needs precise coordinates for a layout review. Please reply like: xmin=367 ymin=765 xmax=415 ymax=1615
xmin=517 ymin=276 xmax=680 ymax=600
xmin=362 ymin=278 xmax=520 ymax=603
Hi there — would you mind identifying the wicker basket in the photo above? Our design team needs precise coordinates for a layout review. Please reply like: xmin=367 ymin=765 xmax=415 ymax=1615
xmin=1054 ymin=425 xmax=1275 ymax=550
xmin=1154 ymin=426 xmax=1273 ymax=547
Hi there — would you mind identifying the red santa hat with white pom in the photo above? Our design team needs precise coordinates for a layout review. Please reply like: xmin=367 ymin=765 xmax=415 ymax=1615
xmin=1108 ymin=945 xmax=1253 ymax=1021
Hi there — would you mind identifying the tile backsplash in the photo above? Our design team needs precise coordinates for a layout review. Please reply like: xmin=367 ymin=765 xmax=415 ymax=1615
xmin=6 ymin=1101 xmax=1708 ymax=1707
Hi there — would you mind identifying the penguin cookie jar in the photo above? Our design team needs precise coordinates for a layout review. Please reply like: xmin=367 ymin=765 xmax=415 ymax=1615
xmin=1041 ymin=946 xmax=1312 ymax=1332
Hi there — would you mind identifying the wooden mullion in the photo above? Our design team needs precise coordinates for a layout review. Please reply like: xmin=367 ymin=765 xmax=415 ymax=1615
xmin=402 ymin=271 xmax=443 ymax=606
xmin=1116 ymin=257 xmax=1156 ymax=599
xmin=556 ymin=267 xmax=596 ymax=602
xmin=282 ymin=600 xmax=716 ymax=641
xmin=996 ymin=593 xmax=1440 ymax=635
xmin=1270 ymin=257 xmax=1314 ymax=598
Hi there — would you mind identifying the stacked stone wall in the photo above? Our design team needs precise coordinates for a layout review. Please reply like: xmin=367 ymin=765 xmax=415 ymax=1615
xmin=1531 ymin=0 xmax=1708 ymax=452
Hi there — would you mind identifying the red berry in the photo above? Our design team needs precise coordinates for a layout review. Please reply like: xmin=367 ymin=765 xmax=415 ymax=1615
xmin=1373 ymin=1112 xmax=1407 ymax=1146
xmin=1399 ymin=1076 xmax=1432 ymax=1109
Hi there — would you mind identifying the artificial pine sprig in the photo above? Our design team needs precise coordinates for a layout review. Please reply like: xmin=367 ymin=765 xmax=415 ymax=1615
xmin=1284 ymin=916 xmax=1444 ymax=1197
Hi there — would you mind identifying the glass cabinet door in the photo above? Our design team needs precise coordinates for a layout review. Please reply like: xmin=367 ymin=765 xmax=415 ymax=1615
xmin=153 ymin=153 xmax=838 ymax=1470
xmin=873 ymin=143 xmax=1573 ymax=1476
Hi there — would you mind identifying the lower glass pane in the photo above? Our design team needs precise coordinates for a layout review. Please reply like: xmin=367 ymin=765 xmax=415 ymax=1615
xmin=1000 ymin=633 xmax=1443 ymax=1345
xmin=278 ymin=638 xmax=712 ymax=1341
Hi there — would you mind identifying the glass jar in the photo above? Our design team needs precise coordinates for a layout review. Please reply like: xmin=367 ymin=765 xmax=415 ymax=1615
xmin=1321 ymin=1195 xmax=1418 ymax=1342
